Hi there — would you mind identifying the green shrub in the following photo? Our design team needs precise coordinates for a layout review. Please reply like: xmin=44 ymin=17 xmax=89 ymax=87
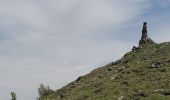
xmin=38 ymin=84 xmax=53 ymax=99
xmin=11 ymin=92 xmax=16 ymax=100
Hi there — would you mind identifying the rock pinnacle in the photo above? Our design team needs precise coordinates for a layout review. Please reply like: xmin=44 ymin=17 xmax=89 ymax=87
xmin=139 ymin=22 xmax=155 ymax=46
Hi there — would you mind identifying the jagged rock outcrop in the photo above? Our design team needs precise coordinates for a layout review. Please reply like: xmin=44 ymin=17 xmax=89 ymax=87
xmin=132 ymin=22 xmax=156 ymax=52
xmin=139 ymin=22 xmax=155 ymax=46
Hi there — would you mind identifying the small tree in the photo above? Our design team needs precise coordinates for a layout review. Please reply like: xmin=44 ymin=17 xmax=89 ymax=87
xmin=11 ymin=92 xmax=16 ymax=100
xmin=38 ymin=83 xmax=53 ymax=99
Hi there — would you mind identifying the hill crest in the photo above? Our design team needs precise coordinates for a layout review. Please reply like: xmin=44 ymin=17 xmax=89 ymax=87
xmin=40 ymin=23 xmax=170 ymax=100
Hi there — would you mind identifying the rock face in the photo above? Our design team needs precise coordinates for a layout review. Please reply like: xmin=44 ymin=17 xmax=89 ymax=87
xmin=139 ymin=22 xmax=155 ymax=46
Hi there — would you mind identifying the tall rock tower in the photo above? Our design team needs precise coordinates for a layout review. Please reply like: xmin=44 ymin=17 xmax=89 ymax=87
xmin=139 ymin=22 xmax=155 ymax=46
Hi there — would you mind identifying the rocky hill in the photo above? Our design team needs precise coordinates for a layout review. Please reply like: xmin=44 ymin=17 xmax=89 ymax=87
xmin=40 ymin=23 xmax=170 ymax=100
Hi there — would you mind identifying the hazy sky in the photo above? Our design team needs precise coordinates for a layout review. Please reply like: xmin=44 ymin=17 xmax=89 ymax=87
xmin=0 ymin=0 xmax=170 ymax=100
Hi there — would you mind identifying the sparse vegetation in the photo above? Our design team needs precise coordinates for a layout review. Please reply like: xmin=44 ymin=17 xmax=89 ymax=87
xmin=40 ymin=42 xmax=170 ymax=100
xmin=37 ymin=84 xmax=54 ymax=100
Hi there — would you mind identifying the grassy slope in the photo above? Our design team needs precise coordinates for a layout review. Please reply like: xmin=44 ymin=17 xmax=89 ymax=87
xmin=42 ymin=42 xmax=170 ymax=100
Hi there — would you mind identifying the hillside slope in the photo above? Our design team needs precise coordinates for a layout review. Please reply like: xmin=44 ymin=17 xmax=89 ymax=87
xmin=41 ymin=42 xmax=170 ymax=100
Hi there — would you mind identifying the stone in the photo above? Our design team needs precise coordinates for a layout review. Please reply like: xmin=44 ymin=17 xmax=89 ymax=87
xmin=98 ymin=74 xmax=103 ymax=78
xmin=134 ymin=90 xmax=149 ymax=97
xmin=151 ymin=62 xmax=161 ymax=68
xmin=153 ymin=89 xmax=164 ymax=93
xmin=158 ymin=68 xmax=166 ymax=72
xmin=132 ymin=46 xmax=138 ymax=52
xmin=117 ymin=96 xmax=124 ymax=100
xmin=76 ymin=76 xmax=82 ymax=81
xmin=111 ymin=74 xmax=120 ymax=81
xmin=108 ymin=67 xmax=113 ymax=71
xmin=116 ymin=67 xmax=124 ymax=73
xmin=139 ymin=22 xmax=155 ymax=46
xmin=94 ymin=87 xmax=103 ymax=93
xmin=153 ymin=89 xmax=170 ymax=96
xmin=111 ymin=76 xmax=117 ymax=80
xmin=161 ymin=89 xmax=170 ymax=96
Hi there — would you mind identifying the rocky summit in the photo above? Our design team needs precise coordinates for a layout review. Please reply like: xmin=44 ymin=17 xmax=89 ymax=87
xmin=40 ymin=23 xmax=170 ymax=100
xmin=139 ymin=22 xmax=155 ymax=46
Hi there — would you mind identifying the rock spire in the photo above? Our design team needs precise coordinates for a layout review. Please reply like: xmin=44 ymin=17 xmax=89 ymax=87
xmin=139 ymin=22 xmax=155 ymax=46
xmin=132 ymin=22 xmax=156 ymax=52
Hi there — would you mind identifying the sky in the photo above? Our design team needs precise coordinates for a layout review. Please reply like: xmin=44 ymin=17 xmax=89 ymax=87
xmin=0 ymin=0 xmax=170 ymax=100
